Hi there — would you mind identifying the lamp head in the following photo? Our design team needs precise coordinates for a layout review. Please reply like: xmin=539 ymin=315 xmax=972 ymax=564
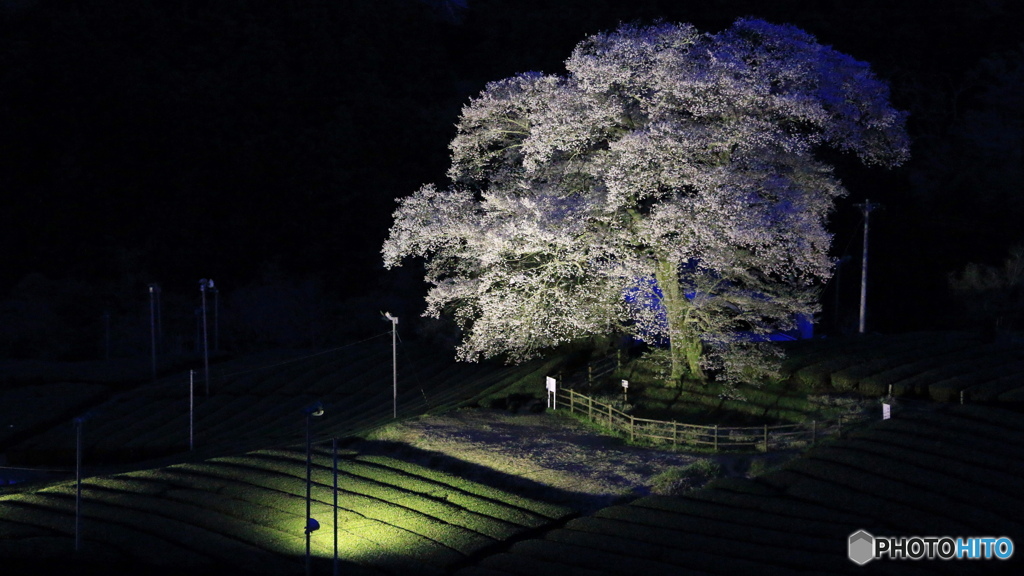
xmin=304 ymin=401 xmax=324 ymax=417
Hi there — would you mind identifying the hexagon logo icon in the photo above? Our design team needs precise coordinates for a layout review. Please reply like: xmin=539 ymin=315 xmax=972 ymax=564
xmin=849 ymin=530 xmax=875 ymax=565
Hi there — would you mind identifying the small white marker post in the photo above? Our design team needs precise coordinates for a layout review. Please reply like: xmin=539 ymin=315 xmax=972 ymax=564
xmin=622 ymin=379 xmax=629 ymax=403
xmin=546 ymin=376 xmax=557 ymax=410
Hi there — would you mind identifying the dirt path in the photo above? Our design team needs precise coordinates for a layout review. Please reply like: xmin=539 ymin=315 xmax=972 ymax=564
xmin=358 ymin=408 xmax=793 ymax=512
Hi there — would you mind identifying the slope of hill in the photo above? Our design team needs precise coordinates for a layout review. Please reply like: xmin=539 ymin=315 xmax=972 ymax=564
xmin=454 ymin=404 xmax=1024 ymax=575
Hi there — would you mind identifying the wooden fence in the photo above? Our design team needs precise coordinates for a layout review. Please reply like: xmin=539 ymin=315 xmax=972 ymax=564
xmin=557 ymin=353 xmax=619 ymax=389
xmin=553 ymin=387 xmax=865 ymax=452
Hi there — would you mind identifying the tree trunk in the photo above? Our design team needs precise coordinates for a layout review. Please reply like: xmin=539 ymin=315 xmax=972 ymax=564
xmin=654 ymin=256 xmax=706 ymax=383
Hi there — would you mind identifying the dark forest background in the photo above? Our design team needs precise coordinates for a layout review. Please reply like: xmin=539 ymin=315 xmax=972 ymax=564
xmin=1 ymin=0 xmax=1021 ymax=360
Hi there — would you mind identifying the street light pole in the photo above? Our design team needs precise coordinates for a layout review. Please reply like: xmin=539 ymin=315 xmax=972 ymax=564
xmin=189 ymin=369 xmax=195 ymax=451
xmin=74 ymin=416 xmax=84 ymax=553
xmin=333 ymin=437 xmax=339 ymax=576
xmin=148 ymin=284 xmax=160 ymax=383
xmin=213 ymin=284 xmax=220 ymax=353
xmin=304 ymin=401 xmax=324 ymax=576
xmin=199 ymin=279 xmax=214 ymax=395
xmin=383 ymin=313 xmax=398 ymax=419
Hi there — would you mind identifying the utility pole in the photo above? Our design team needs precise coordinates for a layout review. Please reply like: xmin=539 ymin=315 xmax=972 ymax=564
xmin=854 ymin=200 xmax=881 ymax=334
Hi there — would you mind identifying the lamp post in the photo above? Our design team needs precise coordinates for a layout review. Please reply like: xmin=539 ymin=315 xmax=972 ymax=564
xmin=213 ymin=283 xmax=220 ymax=353
xmin=304 ymin=401 xmax=324 ymax=576
xmin=189 ymin=369 xmax=195 ymax=451
xmin=199 ymin=279 xmax=214 ymax=395
xmin=74 ymin=416 xmax=84 ymax=552
xmin=148 ymin=284 xmax=160 ymax=382
xmin=383 ymin=312 xmax=398 ymax=419
xmin=332 ymin=437 xmax=339 ymax=576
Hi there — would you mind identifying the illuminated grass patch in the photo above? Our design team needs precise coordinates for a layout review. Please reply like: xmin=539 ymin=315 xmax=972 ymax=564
xmin=0 ymin=437 xmax=573 ymax=575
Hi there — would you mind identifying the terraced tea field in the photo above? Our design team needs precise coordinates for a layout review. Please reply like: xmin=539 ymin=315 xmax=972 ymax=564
xmin=0 ymin=446 xmax=573 ymax=575
xmin=616 ymin=332 xmax=1024 ymax=427
xmin=4 ymin=332 xmax=1024 ymax=575
xmin=3 ymin=337 xmax=559 ymax=467
xmin=455 ymin=404 xmax=1024 ymax=575
xmin=782 ymin=331 xmax=1024 ymax=402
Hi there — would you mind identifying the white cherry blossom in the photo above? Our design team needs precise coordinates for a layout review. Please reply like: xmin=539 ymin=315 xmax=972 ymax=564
xmin=383 ymin=18 xmax=908 ymax=382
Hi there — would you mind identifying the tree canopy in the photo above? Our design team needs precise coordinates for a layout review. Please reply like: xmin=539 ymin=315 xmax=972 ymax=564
xmin=387 ymin=18 xmax=909 ymax=383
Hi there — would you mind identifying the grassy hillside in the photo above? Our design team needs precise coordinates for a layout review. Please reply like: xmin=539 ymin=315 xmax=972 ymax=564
xmin=4 ymin=331 xmax=1024 ymax=574
xmin=0 ymin=446 xmax=574 ymax=576
xmin=596 ymin=332 xmax=1024 ymax=427
xmin=780 ymin=332 xmax=1024 ymax=402
xmin=455 ymin=404 xmax=1024 ymax=576
xmin=2 ymin=337 xmax=561 ymax=468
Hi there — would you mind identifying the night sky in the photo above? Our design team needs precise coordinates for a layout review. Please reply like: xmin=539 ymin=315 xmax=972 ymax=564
xmin=1 ymin=0 xmax=1021 ymax=359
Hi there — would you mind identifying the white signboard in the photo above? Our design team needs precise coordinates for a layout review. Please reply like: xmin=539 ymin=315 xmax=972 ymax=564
xmin=621 ymin=379 xmax=629 ymax=390
xmin=546 ymin=376 xmax=557 ymax=409
xmin=882 ymin=403 xmax=891 ymax=420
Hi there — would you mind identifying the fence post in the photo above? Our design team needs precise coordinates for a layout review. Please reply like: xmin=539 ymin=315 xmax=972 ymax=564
xmin=713 ymin=424 xmax=718 ymax=452
xmin=630 ymin=415 xmax=634 ymax=442
xmin=763 ymin=425 xmax=768 ymax=452
xmin=588 ymin=396 xmax=593 ymax=419
xmin=588 ymin=365 xmax=593 ymax=387
xmin=673 ymin=421 xmax=678 ymax=446
xmin=608 ymin=402 xmax=613 ymax=428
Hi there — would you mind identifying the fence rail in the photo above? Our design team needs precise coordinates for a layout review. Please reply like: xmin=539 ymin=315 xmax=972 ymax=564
xmin=554 ymin=387 xmax=865 ymax=452
xmin=558 ymin=353 xmax=620 ymax=389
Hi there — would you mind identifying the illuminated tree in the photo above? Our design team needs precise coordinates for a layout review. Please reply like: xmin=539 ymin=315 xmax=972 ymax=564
xmin=384 ymin=18 xmax=908 ymax=383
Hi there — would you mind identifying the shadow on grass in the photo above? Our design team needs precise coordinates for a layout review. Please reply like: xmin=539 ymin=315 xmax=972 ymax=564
xmin=3 ymin=557 xmax=385 ymax=576
xmin=344 ymin=437 xmax=639 ymax=515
